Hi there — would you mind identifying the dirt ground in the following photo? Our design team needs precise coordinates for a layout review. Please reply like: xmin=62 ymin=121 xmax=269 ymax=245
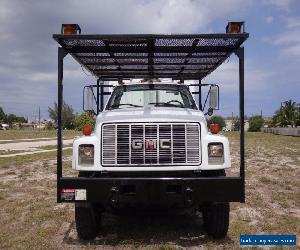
xmin=0 ymin=132 xmax=299 ymax=249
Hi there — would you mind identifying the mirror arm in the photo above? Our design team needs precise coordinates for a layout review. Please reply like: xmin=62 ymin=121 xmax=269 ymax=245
xmin=202 ymin=86 xmax=211 ymax=111
xmin=204 ymin=107 xmax=214 ymax=116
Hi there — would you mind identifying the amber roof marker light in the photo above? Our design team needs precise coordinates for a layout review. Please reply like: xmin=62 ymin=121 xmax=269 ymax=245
xmin=61 ymin=24 xmax=81 ymax=35
xmin=226 ymin=21 xmax=245 ymax=34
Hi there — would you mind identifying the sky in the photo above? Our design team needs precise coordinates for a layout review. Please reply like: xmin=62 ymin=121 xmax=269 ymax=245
xmin=0 ymin=0 xmax=299 ymax=121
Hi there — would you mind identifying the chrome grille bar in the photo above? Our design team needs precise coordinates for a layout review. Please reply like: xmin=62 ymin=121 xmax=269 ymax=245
xmin=102 ymin=123 xmax=201 ymax=166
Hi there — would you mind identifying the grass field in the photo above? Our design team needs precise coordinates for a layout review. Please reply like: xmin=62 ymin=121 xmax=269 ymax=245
xmin=0 ymin=130 xmax=80 ymax=140
xmin=0 ymin=132 xmax=299 ymax=249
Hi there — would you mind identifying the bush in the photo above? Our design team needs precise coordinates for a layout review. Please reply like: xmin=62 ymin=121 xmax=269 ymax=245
xmin=45 ymin=120 xmax=55 ymax=130
xmin=74 ymin=112 xmax=96 ymax=131
xmin=207 ymin=116 xmax=226 ymax=129
xmin=248 ymin=116 xmax=264 ymax=132
xmin=232 ymin=118 xmax=240 ymax=131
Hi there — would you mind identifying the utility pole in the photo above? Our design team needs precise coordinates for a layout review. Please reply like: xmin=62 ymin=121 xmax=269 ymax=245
xmin=38 ymin=106 xmax=41 ymax=130
xmin=231 ymin=112 xmax=234 ymax=131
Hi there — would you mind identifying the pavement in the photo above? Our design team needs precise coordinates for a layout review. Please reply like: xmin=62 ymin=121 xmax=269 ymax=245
xmin=0 ymin=137 xmax=57 ymax=143
xmin=0 ymin=139 xmax=74 ymax=151
xmin=0 ymin=138 xmax=74 ymax=158
xmin=0 ymin=147 xmax=72 ymax=158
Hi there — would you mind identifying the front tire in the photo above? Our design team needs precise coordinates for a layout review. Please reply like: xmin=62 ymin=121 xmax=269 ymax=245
xmin=201 ymin=169 xmax=229 ymax=239
xmin=202 ymin=202 xmax=230 ymax=239
xmin=75 ymin=203 xmax=101 ymax=240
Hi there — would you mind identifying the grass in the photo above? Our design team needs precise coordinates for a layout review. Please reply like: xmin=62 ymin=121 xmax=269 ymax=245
xmin=0 ymin=130 xmax=81 ymax=140
xmin=0 ymin=132 xmax=299 ymax=249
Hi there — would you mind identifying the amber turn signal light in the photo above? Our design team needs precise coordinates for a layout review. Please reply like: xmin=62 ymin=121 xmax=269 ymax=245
xmin=61 ymin=24 xmax=81 ymax=35
xmin=210 ymin=124 xmax=221 ymax=134
xmin=82 ymin=124 xmax=92 ymax=136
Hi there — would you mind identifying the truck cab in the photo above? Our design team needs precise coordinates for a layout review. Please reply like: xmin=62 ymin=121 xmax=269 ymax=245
xmin=73 ymin=81 xmax=230 ymax=173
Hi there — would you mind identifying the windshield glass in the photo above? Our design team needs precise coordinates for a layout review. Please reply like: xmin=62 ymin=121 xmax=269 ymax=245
xmin=106 ymin=84 xmax=197 ymax=110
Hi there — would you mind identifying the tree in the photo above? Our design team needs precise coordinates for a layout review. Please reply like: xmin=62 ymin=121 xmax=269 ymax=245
xmin=272 ymin=100 xmax=300 ymax=127
xmin=232 ymin=118 xmax=240 ymax=131
xmin=45 ymin=120 xmax=55 ymax=130
xmin=248 ymin=115 xmax=264 ymax=132
xmin=74 ymin=112 xmax=96 ymax=131
xmin=0 ymin=107 xmax=6 ymax=122
xmin=207 ymin=115 xmax=226 ymax=129
xmin=48 ymin=102 xmax=75 ymax=129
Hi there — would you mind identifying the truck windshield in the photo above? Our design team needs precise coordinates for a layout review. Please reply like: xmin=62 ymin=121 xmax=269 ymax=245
xmin=106 ymin=84 xmax=198 ymax=110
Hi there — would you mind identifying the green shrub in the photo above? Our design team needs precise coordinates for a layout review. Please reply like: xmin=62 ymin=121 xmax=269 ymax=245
xmin=248 ymin=116 xmax=264 ymax=132
xmin=74 ymin=112 xmax=96 ymax=131
xmin=232 ymin=118 xmax=240 ymax=131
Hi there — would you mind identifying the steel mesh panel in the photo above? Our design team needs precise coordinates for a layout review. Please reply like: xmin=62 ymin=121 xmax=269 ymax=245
xmin=197 ymin=38 xmax=240 ymax=46
xmin=155 ymin=38 xmax=196 ymax=47
xmin=120 ymin=65 xmax=148 ymax=70
xmin=188 ymin=58 xmax=220 ymax=63
xmin=154 ymin=52 xmax=189 ymax=57
xmin=80 ymin=58 xmax=114 ymax=64
xmin=62 ymin=39 xmax=106 ymax=47
xmin=116 ymin=58 xmax=148 ymax=64
xmin=87 ymin=65 xmax=119 ymax=70
xmin=114 ymin=53 xmax=148 ymax=57
xmin=154 ymin=58 xmax=186 ymax=64
xmin=75 ymin=52 xmax=110 ymax=57
xmin=192 ymin=52 xmax=227 ymax=56
xmin=54 ymin=33 xmax=248 ymax=80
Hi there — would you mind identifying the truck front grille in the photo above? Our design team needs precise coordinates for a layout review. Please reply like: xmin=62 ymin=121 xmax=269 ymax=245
xmin=102 ymin=123 xmax=201 ymax=166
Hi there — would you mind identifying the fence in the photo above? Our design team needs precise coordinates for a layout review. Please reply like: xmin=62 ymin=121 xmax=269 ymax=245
xmin=261 ymin=127 xmax=300 ymax=137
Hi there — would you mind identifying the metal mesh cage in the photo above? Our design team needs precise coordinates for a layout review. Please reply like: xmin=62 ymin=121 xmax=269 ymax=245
xmin=53 ymin=33 xmax=248 ymax=80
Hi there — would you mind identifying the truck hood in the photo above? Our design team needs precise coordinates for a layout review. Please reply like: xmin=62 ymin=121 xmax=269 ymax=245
xmin=96 ymin=107 xmax=206 ymax=124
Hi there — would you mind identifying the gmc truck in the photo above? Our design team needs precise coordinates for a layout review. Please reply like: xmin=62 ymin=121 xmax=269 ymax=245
xmin=53 ymin=22 xmax=248 ymax=240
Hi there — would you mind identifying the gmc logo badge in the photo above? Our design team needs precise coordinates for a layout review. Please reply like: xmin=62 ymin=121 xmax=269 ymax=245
xmin=132 ymin=139 xmax=171 ymax=150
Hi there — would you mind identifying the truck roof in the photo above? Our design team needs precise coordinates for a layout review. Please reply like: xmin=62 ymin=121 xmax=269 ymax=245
xmin=53 ymin=29 xmax=248 ymax=81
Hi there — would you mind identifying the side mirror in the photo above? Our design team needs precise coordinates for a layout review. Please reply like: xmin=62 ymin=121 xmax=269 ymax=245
xmin=83 ymin=86 xmax=94 ymax=112
xmin=209 ymin=85 xmax=219 ymax=110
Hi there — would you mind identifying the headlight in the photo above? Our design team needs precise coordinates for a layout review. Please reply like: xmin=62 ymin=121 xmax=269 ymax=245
xmin=208 ymin=143 xmax=224 ymax=164
xmin=78 ymin=144 xmax=94 ymax=166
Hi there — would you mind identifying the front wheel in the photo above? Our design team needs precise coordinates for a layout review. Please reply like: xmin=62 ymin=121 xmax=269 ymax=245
xmin=202 ymin=202 xmax=230 ymax=239
xmin=75 ymin=203 xmax=101 ymax=240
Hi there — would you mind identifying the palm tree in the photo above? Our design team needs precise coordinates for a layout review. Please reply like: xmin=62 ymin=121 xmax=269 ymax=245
xmin=272 ymin=100 xmax=300 ymax=127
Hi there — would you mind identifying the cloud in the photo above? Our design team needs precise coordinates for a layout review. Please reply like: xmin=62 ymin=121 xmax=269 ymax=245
xmin=262 ymin=0 xmax=294 ymax=11
xmin=0 ymin=0 xmax=252 ymax=117
xmin=271 ymin=30 xmax=300 ymax=45
xmin=281 ymin=43 xmax=300 ymax=57
xmin=267 ymin=29 xmax=300 ymax=59
xmin=287 ymin=17 xmax=300 ymax=29
xmin=265 ymin=16 xmax=274 ymax=23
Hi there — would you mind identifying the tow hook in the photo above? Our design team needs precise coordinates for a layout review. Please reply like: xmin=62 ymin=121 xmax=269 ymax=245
xmin=185 ymin=187 xmax=193 ymax=205
xmin=110 ymin=186 xmax=119 ymax=207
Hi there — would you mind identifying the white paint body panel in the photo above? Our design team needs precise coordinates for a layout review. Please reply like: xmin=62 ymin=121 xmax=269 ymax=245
xmin=72 ymin=105 xmax=231 ymax=172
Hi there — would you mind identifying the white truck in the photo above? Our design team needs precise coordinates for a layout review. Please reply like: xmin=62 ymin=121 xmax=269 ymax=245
xmin=53 ymin=22 xmax=248 ymax=240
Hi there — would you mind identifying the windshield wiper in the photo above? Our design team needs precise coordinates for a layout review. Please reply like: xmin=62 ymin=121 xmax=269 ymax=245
xmin=148 ymin=102 xmax=182 ymax=107
xmin=109 ymin=103 xmax=142 ymax=109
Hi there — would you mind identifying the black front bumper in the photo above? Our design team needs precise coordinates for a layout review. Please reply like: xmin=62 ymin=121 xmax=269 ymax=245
xmin=58 ymin=176 xmax=245 ymax=207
